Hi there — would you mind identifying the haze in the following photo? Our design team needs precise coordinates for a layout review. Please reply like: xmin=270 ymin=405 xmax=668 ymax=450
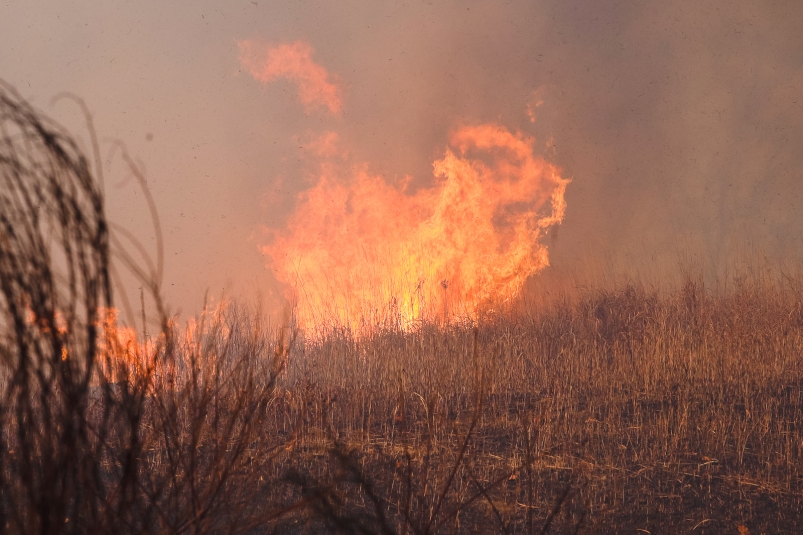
xmin=2 ymin=0 xmax=802 ymax=318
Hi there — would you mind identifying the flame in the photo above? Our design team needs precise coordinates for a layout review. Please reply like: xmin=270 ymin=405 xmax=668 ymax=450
xmin=21 ymin=305 xmax=151 ymax=376
xmin=263 ymin=124 xmax=569 ymax=333
xmin=96 ymin=302 xmax=229 ymax=383
xmin=238 ymin=40 xmax=342 ymax=115
xmin=96 ymin=307 xmax=160 ymax=381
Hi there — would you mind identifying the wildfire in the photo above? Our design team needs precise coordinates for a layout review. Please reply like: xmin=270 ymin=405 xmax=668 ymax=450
xmin=262 ymin=125 xmax=569 ymax=333
xmin=22 ymin=305 xmax=151 ymax=376
xmin=24 ymin=304 xmax=230 ymax=384
xmin=96 ymin=303 xmax=229 ymax=383
xmin=238 ymin=39 xmax=342 ymax=115
xmin=240 ymin=40 xmax=570 ymax=333
xmin=96 ymin=307 xmax=158 ymax=380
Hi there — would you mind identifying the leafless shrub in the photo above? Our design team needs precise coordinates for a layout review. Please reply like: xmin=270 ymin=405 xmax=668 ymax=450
xmin=0 ymin=84 xmax=292 ymax=534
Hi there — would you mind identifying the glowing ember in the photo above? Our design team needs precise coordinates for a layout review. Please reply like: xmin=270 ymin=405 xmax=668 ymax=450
xmin=262 ymin=124 xmax=569 ymax=333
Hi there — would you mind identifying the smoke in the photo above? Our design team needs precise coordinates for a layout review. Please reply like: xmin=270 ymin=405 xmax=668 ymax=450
xmin=2 ymin=0 xmax=802 ymax=316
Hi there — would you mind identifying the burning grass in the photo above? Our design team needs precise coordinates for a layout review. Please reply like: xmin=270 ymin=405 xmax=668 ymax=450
xmin=2 ymin=83 xmax=803 ymax=533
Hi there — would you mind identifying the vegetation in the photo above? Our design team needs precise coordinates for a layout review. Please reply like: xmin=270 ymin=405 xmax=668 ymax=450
xmin=2 ymin=84 xmax=802 ymax=533
xmin=282 ymin=275 xmax=803 ymax=533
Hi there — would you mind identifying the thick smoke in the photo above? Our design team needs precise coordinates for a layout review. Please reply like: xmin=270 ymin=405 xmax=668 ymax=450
xmin=1 ymin=0 xmax=801 ymax=315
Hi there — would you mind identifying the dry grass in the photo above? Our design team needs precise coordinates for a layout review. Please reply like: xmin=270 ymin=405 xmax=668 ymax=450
xmin=2 ymin=83 xmax=802 ymax=533
xmin=270 ymin=275 xmax=803 ymax=533
xmin=0 ymin=82 xmax=292 ymax=534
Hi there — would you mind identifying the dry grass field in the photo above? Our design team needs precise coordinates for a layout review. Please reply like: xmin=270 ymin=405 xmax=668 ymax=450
xmin=2 ymin=85 xmax=803 ymax=534
xmin=265 ymin=275 xmax=803 ymax=534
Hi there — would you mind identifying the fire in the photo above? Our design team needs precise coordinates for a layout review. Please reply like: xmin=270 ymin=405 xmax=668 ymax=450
xmin=238 ymin=40 xmax=571 ymax=333
xmin=262 ymin=124 xmax=569 ymax=333
xmin=96 ymin=303 xmax=229 ymax=384
xmin=237 ymin=40 xmax=342 ymax=115
xmin=22 ymin=305 xmax=151 ymax=377
xmin=96 ymin=307 xmax=159 ymax=381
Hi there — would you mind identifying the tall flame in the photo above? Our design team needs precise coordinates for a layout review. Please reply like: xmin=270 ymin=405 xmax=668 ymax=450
xmin=238 ymin=40 xmax=342 ymax=115
xmin=263 ymin=124 xmax=569 ymax=333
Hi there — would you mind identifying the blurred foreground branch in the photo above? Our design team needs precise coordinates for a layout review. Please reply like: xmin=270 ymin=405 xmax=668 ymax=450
xmin=0 ymin=83 xmax=291 ymax=534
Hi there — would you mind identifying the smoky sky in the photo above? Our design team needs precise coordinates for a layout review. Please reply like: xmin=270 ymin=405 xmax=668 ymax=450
xmin=2 ymin=0 xmax=802 ymax=317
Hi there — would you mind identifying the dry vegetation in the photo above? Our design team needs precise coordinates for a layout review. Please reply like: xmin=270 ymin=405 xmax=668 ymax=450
xmin=277 ymin=274 xmax=803 ymax=534
xmin=2 ymin=84 xmax=802 ymax=534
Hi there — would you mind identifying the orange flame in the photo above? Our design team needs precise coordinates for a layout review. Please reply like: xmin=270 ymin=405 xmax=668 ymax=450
xmin=95 ymin=302 xmax=229 ymax=385
xmin=263 ymin=124 xmax=569 ymax=333
xmin=96 ymin=307 xmax=160 ymax=381
xmin=238 ymin=40 xmax=342 ymax=115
